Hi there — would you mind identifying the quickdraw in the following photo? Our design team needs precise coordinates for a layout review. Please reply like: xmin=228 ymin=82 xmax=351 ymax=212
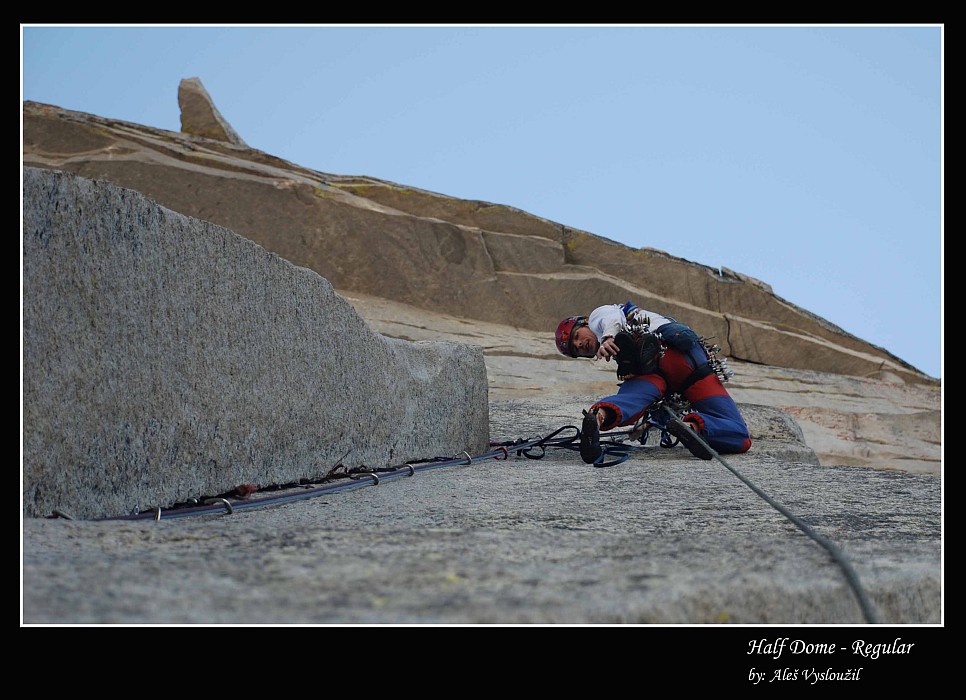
xmin=699 ymin=336 xmax=735 ymax=383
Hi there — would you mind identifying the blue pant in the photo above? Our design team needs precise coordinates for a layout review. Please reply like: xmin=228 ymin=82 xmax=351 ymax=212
xmin=591 ymin=334 xmax=752 ymax=455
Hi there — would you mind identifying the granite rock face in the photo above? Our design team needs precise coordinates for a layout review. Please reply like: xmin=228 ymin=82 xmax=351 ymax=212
xmin=21 ymin=94 xmax=936 ymax=385
xmin=343 ymin=292 xmax=941 ymax=475
xmin=22 ymin=167 xmax=489 ymax=520
xmin=19 ymin=83 xmax=941 ymax=626
xmin=22 ymin=390 xmax=941 ymax=624
xmin=177 ymin=77 xmax=248 ymax=146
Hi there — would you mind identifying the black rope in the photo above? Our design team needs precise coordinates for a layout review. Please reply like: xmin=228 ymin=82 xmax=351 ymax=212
xmin=508 ymin=423 xmax=644 ymax=468
xmin=657 ymin=405 xmax=881 ymax=624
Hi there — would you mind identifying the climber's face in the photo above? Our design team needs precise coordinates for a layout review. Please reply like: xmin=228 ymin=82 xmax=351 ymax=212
xmin=571 ymin=326 xmax=600 ymax=358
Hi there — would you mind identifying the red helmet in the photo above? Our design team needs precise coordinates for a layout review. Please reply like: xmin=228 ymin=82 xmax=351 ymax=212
xmin=555 ymin=316 xmax=588 ymax=357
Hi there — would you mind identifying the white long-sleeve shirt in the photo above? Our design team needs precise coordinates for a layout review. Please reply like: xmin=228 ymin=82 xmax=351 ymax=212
xmin=586 ymin=304 xmax=676 ymax=342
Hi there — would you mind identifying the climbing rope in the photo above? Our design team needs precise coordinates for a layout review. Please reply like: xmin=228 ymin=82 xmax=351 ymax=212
xmin=87 ymin=436 xmax=553 ymax=522
xmin=55 ymin=405 xmax=880 ymax=623
xmin=495 ymin=404 xmax=881 ymax=624
xmin=656 ymin=403 xmax=881 ymax=625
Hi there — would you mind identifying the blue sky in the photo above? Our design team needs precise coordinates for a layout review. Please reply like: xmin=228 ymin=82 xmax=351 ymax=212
xmin=21 ymin=25 xmax=942 ymax=379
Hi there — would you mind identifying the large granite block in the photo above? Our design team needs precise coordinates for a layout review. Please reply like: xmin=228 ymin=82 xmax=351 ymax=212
xmin=23 ymin=167 xmax=489 ymax=519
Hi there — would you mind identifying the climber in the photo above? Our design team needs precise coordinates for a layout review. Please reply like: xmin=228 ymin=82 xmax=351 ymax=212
xmin=554 ymin=301 xmax=752 ymax=463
